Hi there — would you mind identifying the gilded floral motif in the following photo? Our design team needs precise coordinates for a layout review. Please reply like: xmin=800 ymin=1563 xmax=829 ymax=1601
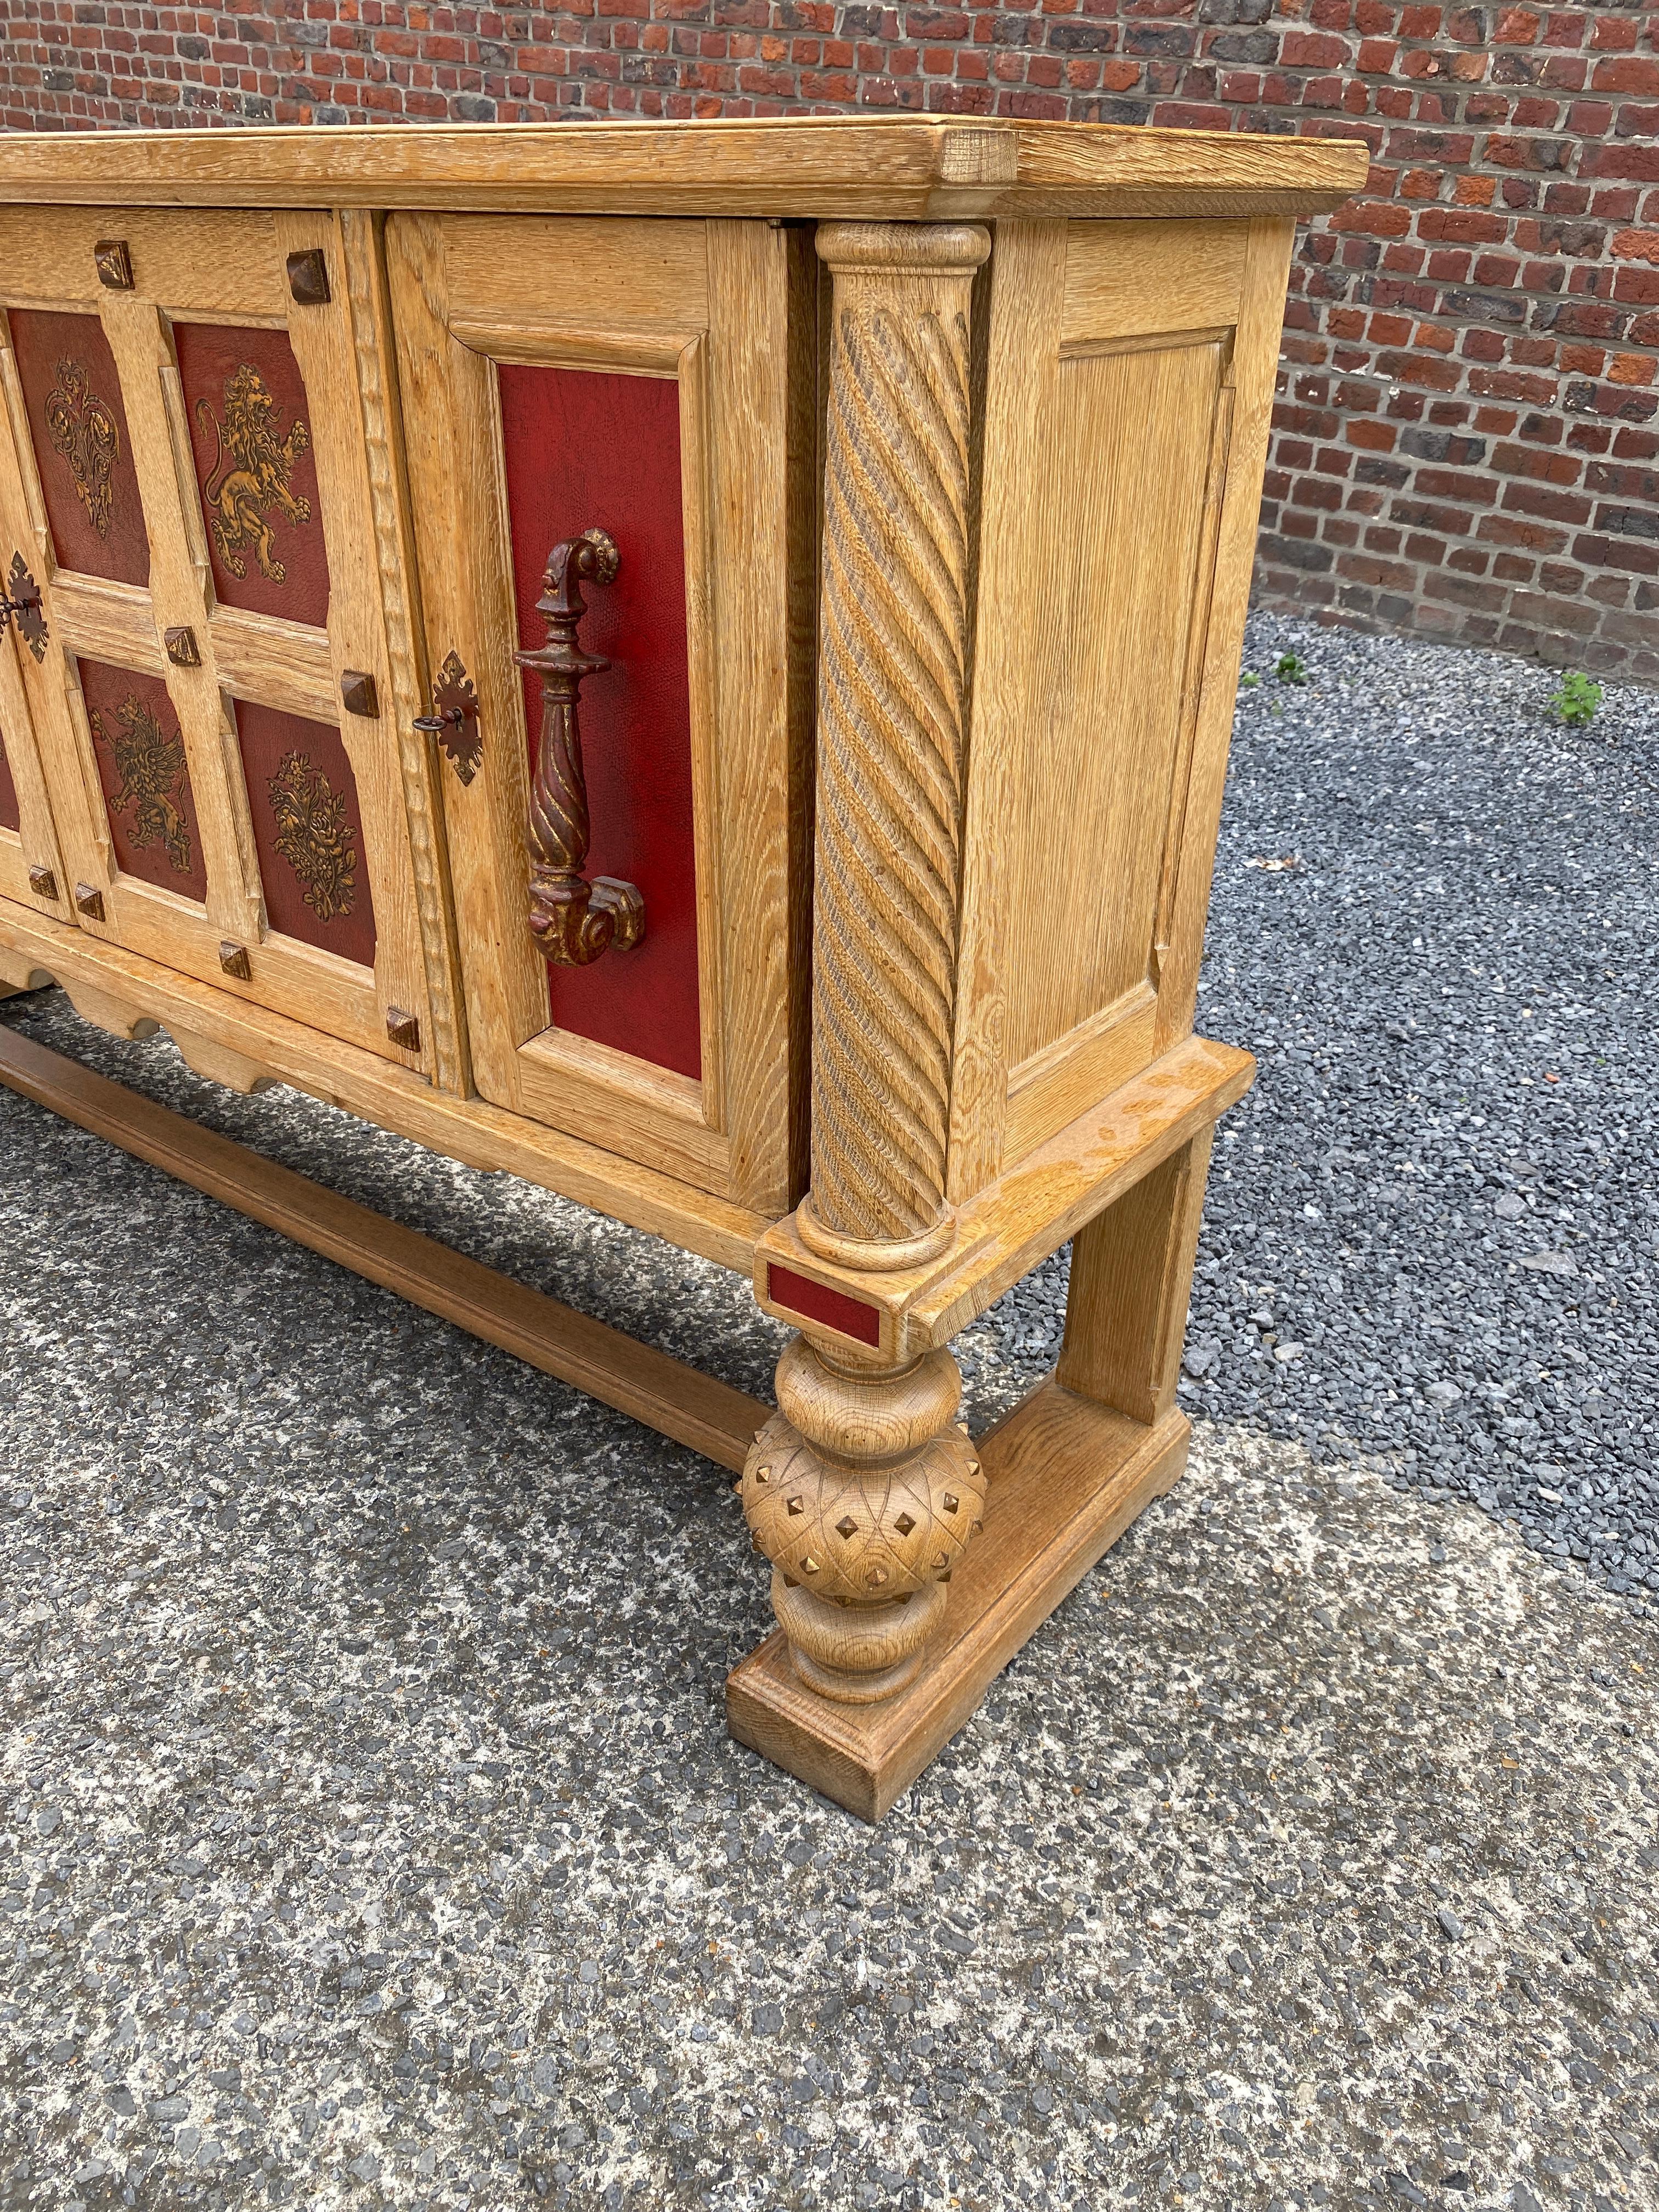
xmin=195 ymin=364 xmax=312 ymax=584
xmin=44 ymin=357 xmax=120 ymax=539
xmin=267 ymin=749 xmax=358 ymax=923
xmin=90 ymin=692 xmax=194 ymax=874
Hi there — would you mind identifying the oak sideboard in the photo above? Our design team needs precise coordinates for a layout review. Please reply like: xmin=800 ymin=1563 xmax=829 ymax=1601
xmin=0 ymin=118 xmax=1364 ymax=1818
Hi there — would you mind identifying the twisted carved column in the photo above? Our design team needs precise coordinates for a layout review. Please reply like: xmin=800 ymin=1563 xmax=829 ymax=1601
xmin=742 ymin=221 xmax=990 ymax=1703
xmin=797 ymin=221 xmax=984 ymax=1269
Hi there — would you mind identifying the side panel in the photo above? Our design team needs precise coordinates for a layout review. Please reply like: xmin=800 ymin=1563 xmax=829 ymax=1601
xmin=950 ymin=215 xmax=1293 ymax=1195
xmin=1001 ymin=331 xmax=1226 ymax=1068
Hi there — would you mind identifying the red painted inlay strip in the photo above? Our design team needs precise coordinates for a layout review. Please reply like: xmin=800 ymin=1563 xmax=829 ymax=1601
xmin=766 ymin=1263 xmax=882 ymax=1347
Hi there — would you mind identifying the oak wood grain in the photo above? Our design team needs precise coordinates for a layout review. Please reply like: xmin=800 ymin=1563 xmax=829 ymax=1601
xmin=1059 ymin=217 xmax=1246 ymax=347
xmin=0 ymin=120 xmax=1369 ymax=224
xmin=0 ymin=206 xmax=287 ymax=317
xmin=338 ymin=205 xmax=471 ymax=1098
xmin=1001 ymin=329 xmax=1228 ymax=1074
xmin=754 ymin=1030 xmax=1254 ymax=1362
xmin=1058 ymin=1125 xmax=1214 ymax=1425
xmin=945 ymin=219 xmax=1064 ymax=1206
xmin=166 ymin=1022 xmax=280 ymax=1095
xmin=948 ymin=216 xmax=1258 ymax=1201
xmin=728 ymin=1384 xmax=1189 ymax=1819
xmin=1153 ymin=217 xmax=1296 ymax=1058
xmin=705 ymin=221 xmax=800 ymax=1215
xmin=385 ymin=210 xmax=800 ymax=1208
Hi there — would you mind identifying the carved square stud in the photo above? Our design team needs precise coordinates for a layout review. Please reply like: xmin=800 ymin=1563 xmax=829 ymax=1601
xmin=163 ymin=626 xmax=200 ymax=668
xmin=27 ymin=865 xmax=58 ymax=902
xmin=219 ymin=941 xmax=252 ymax=981
xmin=74 ymin=883 xmax=106 ymax=921
xmin=386 ymin=1007 xmax=421 ymax=1053
xmin=94 ymin=239 xmax=134 ymax=291
xmin=835 ymin=1516 xmax=858 ymax=1540
xmin=285 ymin=248 xmax=331 ymax=306
xmin=340 ymin=670 xmax=379 ymax=719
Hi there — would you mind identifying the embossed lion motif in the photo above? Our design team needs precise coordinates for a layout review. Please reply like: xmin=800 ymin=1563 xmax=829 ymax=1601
xmin=194 ymin=364 xmax=311 ymax=585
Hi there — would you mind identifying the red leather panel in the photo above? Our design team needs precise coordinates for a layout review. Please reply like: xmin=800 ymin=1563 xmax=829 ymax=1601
xmin=498 ymin=363 xmax=702 ymax=1082
xmin=767 ymin=1264 xmax=883 ymax=1350
xmin=77 ymin=658 xmax=208 ymax=904
xmin=173 ymin=321 xmax=330 ymax=630
xmin=9 ymin=309 xmax=149 ymax=588
xmin=0 ymin=726 xmax=20 ymax=833
xmin=235 ymin=701 xmax=376 ymax=968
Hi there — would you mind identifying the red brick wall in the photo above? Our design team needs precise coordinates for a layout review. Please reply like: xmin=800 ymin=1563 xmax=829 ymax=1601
xmin=2 ymin=0 xmax=1655 ymax=680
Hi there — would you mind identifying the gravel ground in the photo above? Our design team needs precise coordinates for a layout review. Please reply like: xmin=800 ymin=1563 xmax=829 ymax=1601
xmin=2 ymin=614 xmax=1658 ymax=2212
xmin=997 ymin=615 xmax=1659 ymax=1611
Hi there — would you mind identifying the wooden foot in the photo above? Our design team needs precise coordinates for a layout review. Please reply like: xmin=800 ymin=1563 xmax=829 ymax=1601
xmin=740 ymin=1337 xmax=986 ymax=1700
xmin=729 ymin=1125 xmax=1218 ymax=1815
xmin=728 ymin=1385 xmax=1189 ymax=1820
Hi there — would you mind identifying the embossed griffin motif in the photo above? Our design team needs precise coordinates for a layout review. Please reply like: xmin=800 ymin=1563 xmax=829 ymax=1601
xmin=266 ymin=749 xmax=358 ymax=924
xmin=90 ymin=692 xmax=194 ymax=875
xmin=194 ymin=364 xmax=312 ymax=584
xmin=44 ymin=357 xmax=120 ymax=539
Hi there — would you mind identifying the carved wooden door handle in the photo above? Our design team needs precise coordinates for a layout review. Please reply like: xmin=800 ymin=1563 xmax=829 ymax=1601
xmin=516 ymin=527 xmax=645 ymax=968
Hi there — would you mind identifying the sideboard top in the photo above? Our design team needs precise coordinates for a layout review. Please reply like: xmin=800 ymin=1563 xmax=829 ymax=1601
xmin=0 ymin=116 xmax=1367 ymax=222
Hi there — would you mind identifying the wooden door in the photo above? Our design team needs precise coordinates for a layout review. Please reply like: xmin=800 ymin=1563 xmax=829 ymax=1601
xmin=0 ymin=206 xmax=442 ymax=1070
xmin=386 ymin=213 xmax=811 ymax=1211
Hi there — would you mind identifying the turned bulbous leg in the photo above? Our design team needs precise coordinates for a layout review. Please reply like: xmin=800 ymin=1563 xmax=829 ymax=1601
xmin=740 ymin=1335 xmax=986 ymax=1703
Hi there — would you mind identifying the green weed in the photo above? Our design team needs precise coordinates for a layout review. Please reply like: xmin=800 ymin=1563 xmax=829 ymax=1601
xmin=1549 ymin=669 xmax=1603 ymax=726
